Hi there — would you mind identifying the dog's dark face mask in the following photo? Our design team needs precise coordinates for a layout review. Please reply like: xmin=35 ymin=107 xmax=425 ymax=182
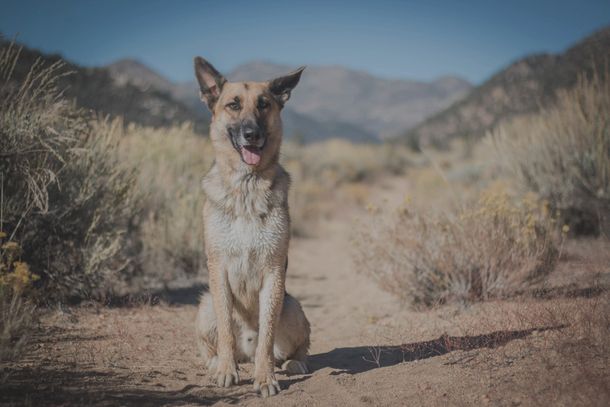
xmin=194 ymin=57 xmax=304 ymax=169
xmin=226 ymin=118 xmax=267 ymax=166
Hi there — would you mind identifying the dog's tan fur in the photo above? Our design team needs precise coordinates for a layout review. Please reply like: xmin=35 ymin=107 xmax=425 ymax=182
xmin=193 ymin=57 xmax=310 ymax=397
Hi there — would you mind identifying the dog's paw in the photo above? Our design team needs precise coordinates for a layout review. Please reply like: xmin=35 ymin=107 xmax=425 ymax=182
xmin=215 ymin=358 xmax=239 ymax=388
xmin=282 ymin=359 xmax=309 ymax=375
xmin=253 ymin=371 xmax=280 ymax=397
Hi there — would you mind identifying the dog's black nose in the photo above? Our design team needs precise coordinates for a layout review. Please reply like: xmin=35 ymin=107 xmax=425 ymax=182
xmin=243 ymin=126 xmax=260 ymax=142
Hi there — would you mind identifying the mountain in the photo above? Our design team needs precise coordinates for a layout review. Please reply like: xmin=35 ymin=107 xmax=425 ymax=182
xmin=108 ymin=60 xmax=471 ymax=143
xmin=106 ymin=59 xmax=176 ymax=94
xmin=402 ymin=26 xmax=610 ymax=149
xmin=226 ymin=62 xmax=471 ymax=140
xmin=1 ymin=41 xmax=207 ymax=131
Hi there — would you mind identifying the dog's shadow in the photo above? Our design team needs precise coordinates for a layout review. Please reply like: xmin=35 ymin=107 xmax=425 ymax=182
xmin=295 ymin=325 xmax=564 ymax=379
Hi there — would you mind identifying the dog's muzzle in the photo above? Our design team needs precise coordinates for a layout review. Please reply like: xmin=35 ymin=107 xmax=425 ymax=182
xmin=228 ymin=121 xmax=267 ymax=166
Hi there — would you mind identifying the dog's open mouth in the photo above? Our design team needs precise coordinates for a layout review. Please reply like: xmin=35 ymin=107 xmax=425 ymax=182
xmin=240 ymin=145 xmax=262 ymax=165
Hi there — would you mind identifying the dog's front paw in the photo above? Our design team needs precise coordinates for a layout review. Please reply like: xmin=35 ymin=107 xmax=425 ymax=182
xmin=253 ymin=369 xmax=280 ymax=397
xmin=215 ymin=357 xmax=239 ymax=388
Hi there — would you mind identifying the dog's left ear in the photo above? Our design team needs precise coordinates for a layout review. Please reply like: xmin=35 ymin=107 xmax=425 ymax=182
xmin=269 ymin=66 xmax=305 ymax=107
xmin=194 ymin=56 xmax=227 ymax=110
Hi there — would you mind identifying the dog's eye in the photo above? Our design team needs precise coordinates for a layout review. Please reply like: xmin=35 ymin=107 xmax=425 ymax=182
xmin=257 ymin=99 xmax=270 ymax=110
xmin=226 ymin=102 xmax=241 ymax=111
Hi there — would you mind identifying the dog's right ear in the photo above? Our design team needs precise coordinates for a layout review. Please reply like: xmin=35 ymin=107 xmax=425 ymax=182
xmin=194 ymin=57 xmax=227 ymax=110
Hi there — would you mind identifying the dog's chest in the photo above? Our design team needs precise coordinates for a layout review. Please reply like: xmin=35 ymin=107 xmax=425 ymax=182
xmin=210 ymin=210 xmax=287 ymax=308
xmin=212 ymin=212 xmax=285 ymax=258
xmin=202 ymin=165 xmax=290 ymax=295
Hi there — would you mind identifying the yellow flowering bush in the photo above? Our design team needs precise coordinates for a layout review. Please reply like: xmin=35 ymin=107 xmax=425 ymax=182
xmin=0 ymin=235 xmax=39 ymax=294
xmin=0 ymin=233 xmax=37 ymax=363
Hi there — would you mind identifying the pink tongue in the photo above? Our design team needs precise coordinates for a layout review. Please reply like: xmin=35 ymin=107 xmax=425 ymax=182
xmin=241 ymin=147 xmax=261 ymax=165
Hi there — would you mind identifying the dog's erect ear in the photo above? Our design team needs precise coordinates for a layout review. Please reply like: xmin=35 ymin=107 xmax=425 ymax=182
xmin=194 ymin=56 xmax=227 ymax=110
xmin=269 ymin=66 xmax=305 ymax=107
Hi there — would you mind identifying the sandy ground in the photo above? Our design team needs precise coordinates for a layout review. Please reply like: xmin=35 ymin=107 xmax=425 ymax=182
xmin=1 ymin=178 xmax=609 ymax=406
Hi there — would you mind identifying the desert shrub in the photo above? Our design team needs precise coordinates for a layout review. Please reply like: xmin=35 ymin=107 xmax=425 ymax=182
xmin=354 ymin=187 xmax=559 ymax=307
xmin=492 ymin=72 xmax=610 ymax=235
xmin=0 ymin=43 xmax=138 ymax=301
xmin=283 ymin=139 xmax=411 ymax=236
xmin=117 ymin=123 xmax=213 ymax=291
xmin=283 ymin=139 xmax=410 ymax=187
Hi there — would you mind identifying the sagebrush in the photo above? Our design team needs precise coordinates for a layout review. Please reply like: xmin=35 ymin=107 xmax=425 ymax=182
xmin=116 ymin=123 xmax=213 ymax=292
xmin=283 ymin=139 xmax=411 ymax=235
xmin=493 ymin=72 xmax=610 ymax=235
xmin=354 ymin=187 xmax=559 ymax=307
xmin=0 ymin=43 xmax=138 ymax=300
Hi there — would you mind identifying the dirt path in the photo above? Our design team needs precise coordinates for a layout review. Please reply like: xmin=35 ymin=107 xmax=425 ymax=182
xmin=2 ymin=177 xmax=609 ymax=406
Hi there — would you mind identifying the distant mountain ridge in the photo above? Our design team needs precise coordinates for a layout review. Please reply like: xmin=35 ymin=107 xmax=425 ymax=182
xmin=3 ymin=39 xmax=472 ymax=143
xmin=107 ymin=59 xmax=472 ymax=143
xmin=402 ymin=26 xmax=610 ymax=148
xmin=225 ymin=61 xmax=471 ymax=140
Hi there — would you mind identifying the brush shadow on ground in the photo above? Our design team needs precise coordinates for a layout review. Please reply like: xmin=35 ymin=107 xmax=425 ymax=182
xmin=307 ymin=326 xmax=565 ymax=375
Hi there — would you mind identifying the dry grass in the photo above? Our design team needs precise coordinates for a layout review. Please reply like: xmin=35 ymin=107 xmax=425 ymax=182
xmin=0 ymin=287 xmax=34 ymax=370
xmin=493 ymin=72 xmax=610 ymax=235
xmin=283 ymin=139 xmax=410 ymax=187
xmin=117 ymin=123 xmax=214 ymax=292
xmin=1 ymin=43 xmax=139 ymax=301
xmin=283 ymin=139 xmax=411 ymax=235
xmin=354 ymin=185 xmax=560 ymax=307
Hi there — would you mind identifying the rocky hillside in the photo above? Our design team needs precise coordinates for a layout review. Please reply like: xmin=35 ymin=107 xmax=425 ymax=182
xmin=1 ymin=41 xmax=206 ymax=131
xmin=402 ymin=26 xmax=610 ymax=149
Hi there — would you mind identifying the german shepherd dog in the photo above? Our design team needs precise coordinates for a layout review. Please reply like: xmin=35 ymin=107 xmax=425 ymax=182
xmin=193 ymin=57 xmax=310 ymax=397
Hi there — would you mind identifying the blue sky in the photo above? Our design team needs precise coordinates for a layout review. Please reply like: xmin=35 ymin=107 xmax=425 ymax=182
xmin=1 ymin=0 xmax=609 ymax=84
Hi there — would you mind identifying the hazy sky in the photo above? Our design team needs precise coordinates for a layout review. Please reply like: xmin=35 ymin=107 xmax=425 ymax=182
xmin=1 ymin=0 xmax=609 ymax=84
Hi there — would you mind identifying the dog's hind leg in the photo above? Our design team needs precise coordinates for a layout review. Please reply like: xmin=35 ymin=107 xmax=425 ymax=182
xmin=274 ymin=293 xmax=310 ymax=374
xmin=197 ymin=292 xmax=258 ymax=373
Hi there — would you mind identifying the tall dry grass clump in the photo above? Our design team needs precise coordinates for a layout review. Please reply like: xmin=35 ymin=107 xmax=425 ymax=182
xmin=0 ymin=43 xmax=138 ymax=301
xmin=354 ymin=187 xmax=559 ymax=307
xmin=0 ymin=287 xmax=34 ymax=369
xmin=118 ymin=123 xmax=213 ymax=290
xmin=493 ymin=72 xmax=610 ymax=235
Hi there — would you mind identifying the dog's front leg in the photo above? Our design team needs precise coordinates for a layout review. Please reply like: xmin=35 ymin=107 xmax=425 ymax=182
xmin=209 ymin=259 xmax=239 ymax=387
xmin=253 ymin=265 xmax=285 ymax=397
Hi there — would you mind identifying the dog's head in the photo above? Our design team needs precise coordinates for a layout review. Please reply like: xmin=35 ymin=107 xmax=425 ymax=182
xmin=194 ymin=57 xmax=304 ymax=170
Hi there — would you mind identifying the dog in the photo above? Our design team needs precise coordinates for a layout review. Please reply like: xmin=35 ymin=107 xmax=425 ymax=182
xmin=193 ymin=57 xmax=311 ymax=397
